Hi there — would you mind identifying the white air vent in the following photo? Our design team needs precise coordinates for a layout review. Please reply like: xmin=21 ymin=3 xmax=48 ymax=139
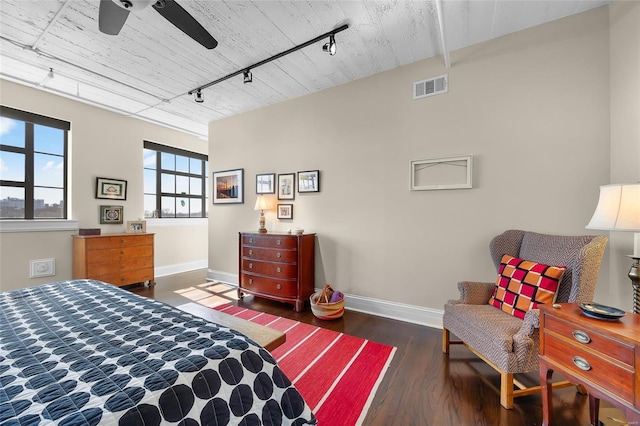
xmin=413 ymin=74 xmax=448 ymax=100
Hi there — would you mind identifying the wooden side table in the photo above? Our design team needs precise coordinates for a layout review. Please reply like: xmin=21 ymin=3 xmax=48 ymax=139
xmin=539 ymin=303 xmax=640 ymax=426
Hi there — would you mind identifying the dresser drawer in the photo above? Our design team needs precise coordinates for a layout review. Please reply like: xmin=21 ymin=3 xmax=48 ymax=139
xmin=240 ymin=274 xmax=297 ymax=298
xmin=93 ymin=268 xmax=154 ymax=287
xmin=545 ymin=315 xmax=634 ymax=366
xmin=544 ymin=333 xmax=634 ymax=404
xmin=87 ymin=257 xmax=154 ymax=276
xmin=242 ymin=246 xmax=297 ymax=263
xmin=85 ymin=235 xmax=153 ymax=250
xmin=241 ymin=258 xmax=297 ymax=278
xmin=86 ymin=245 xmax=153 ymax=264
xmin=242 ymin=235 xmax=297 ymax=249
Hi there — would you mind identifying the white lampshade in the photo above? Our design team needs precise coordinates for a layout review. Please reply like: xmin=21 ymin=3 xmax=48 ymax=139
xmin=254 ymin=195 xmax=268 ymax=211
xmin=586 ymin=183 xmax=640 ymax=231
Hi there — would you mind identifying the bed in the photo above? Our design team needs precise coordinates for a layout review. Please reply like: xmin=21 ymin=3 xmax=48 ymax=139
xmin=0 ymin=279 xmax=317 ymax=425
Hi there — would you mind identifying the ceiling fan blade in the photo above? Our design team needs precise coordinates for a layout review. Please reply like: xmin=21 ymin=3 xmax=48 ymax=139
xmin=153 ymin=0 xmax=218 ymax=49
xmin=99 ymin=0 xmax=130 ymax=35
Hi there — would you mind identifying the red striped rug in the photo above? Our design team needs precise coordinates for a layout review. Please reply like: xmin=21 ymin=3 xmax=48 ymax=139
xmin=213 ymin=304 xmax=396 ymax=425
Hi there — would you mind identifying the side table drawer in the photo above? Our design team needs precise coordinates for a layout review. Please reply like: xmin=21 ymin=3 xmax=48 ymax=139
xmin=545 ymin=315 xmax=634 ymax=366
xmin=544 ymin=333 xmax=634 ymax=404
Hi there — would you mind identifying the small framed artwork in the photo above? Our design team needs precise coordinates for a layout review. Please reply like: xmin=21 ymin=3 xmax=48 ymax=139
xmin=256 ymin=173 xmax=275 ymax=194
xmin=298 ymin=170 xmax=320 ymax=193
xmin=277 ymin=204 xmax=293 ymax=220
xmin=99 ymin=205 xmax=123 ymax=224
xmin=278 ymin=173 xmax=295 ymax=200
xmin=96 ymin=177 xmax=127 ymax=200
xmin=213 ymin=168 xmax=244 ymax=204
xmin=126 ymin=220 xmax=146 ymax=233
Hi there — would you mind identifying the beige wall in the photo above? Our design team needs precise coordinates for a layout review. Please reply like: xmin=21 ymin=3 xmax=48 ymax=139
xmin=0 ymin=80 xmax=208 ymax=291
xmin=604 ymin=1 xmax=640 ymax=306
xmin=209 ymin=7 xmax=615 ymax=311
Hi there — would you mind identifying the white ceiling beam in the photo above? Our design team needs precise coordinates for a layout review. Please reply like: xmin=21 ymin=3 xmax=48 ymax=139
xmin=435 ymin=0 xmax=451 ymax=69
xmin=31 ymin=0 xmax=71 ymax=51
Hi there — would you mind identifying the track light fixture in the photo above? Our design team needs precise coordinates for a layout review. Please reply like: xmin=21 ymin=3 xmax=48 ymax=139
xmin=194 ymin=88 xmax=203 ymax=103
xmin=188 ymin=24 xmax=349 ymax=101
xmin=243 ymin=69 xmax=252 ymax=84
xmin=323 ymin=34 xmax=336 ymax=55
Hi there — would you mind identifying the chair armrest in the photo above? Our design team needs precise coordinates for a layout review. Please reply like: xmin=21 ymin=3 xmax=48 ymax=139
xmin=515 ymin=309 xmax=540 ymax=339
xmin=448 ymin=281 xmax=495 ymax=305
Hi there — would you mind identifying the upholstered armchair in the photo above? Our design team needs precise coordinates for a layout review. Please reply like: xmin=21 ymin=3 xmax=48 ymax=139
xmin=442 ymin=229 xmax=607 ymax=409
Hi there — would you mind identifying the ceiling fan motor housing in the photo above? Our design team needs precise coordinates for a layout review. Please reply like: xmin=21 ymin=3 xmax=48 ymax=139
xmin=114 ymin=0 xmax=155 ymax=11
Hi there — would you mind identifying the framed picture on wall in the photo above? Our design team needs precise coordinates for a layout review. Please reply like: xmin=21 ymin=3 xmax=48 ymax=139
xmin=277 ymin=204 xmax=293 ymax=220
xmin=297 ymin=170 xmax=320 ymax=193
xmin=99 ymin=205 xmax=123 ymax=224
xmin=96 ymin=177 xmax=127 ymax=200
xmin=278 ymin=173 xmax=295 ymax=200
xmin=213 ymin=168 xmax=244 ymax=204
xmin=256 ymin=173 xmax=275 ymax=194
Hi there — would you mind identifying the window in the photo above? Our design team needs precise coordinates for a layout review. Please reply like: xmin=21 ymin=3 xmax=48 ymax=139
xmin=143 ymin=141 xmax=208 ymax=218
xmin=0 ymin=106 xmax=69 ymax=219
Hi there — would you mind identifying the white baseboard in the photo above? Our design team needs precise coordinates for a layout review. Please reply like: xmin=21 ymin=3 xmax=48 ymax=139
xmin=207 ymin=269 xmax=443 ymax=329
xmin=155 ymin=260 xmax=208 ymax=278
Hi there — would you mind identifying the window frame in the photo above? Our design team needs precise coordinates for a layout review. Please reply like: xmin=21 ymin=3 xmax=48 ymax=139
xmin=143 ymin=140 xmax=208 ymax=219
xmin=0 ymin=105 xmax=70 ymax=220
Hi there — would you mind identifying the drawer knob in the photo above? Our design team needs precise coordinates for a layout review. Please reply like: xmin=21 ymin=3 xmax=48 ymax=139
xmin=276 ymin=252 xmax=282 ymax=258
xmin=249 ymin=278 xmax=253 ymax=284
xmin=276 ymin=240 xmax=281 ymax=246
xmin=276 ymin=267 xmax=281 ymax=273
xmin=572 ymin=356 xmax=591 ymax=371
xmin=249 ymin=249 xmax=253 ymax=255
xmin=249 ymin=262 xmax=253 ymax=269
xmin=249 ymin=238 xmax=253 ymax=243
xmin=121 ymin=264 xmax=125 ymax=269
xmin=572 ymin=330 xmax=591 ymax=344
xmin=276 ymin=283 xmax=281 ymax=290
xmin=121 ymin=250 xmax=125 ymax=255
xmin=120 ymin=239 xmax=125 ymax=244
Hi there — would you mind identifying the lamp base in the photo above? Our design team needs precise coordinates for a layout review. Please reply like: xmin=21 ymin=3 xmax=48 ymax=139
xmin=258 ymin=228 xmax=267 ymax=234
xmin=628 ymin=255 xmax=640 ymax=314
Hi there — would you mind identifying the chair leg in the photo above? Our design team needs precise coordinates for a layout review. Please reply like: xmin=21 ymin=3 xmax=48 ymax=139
xmin=442 ymin=328 xmax=450 ymax=354
xmin=500 ymin=371 xmax=515 ymax=409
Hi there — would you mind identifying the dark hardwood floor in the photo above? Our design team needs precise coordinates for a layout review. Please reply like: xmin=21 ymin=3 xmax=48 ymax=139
xmin=129 ymin=271 xmax=621 ymax=426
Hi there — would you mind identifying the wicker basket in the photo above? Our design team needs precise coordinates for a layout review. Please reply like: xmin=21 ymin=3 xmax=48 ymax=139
xmin=310 ymin=291 xmax=345 ymax=320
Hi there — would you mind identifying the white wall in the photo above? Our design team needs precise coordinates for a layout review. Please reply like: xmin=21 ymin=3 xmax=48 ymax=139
xmin=208 ymin=6 xmax=615 ymax=313
xmin=0 ymin=80 xmax=208 ymax=291
xmin=603 ymin=1 xmax=640 ymax=307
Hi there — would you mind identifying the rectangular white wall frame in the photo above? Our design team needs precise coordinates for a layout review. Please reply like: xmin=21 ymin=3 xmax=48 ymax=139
xmin=411 ymin=155 xmax=473 ymax=190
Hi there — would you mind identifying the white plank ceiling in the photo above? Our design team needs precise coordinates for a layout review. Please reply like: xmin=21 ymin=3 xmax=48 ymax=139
xmin=0 ymin=0 xmax=610 ymax=138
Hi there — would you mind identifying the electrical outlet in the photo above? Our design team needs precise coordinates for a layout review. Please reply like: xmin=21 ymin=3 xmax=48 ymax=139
xmin=30 ymin=258 xmax=55 ymax=278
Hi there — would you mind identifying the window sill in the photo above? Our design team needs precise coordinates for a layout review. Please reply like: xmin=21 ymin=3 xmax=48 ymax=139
xmin=146 ymin=218 xmax=208 ymax=228
xmin=0 ymin=219 xmax=79 ymax=233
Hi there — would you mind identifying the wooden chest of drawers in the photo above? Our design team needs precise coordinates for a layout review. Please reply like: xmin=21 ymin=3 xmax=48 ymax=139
xmin=72 ymin=233 xmax=155 ymax=287
xmin=238 ymin=232 xmax=315 ymax=312
xmin=539 ymin=303 xmax=640 ymax=426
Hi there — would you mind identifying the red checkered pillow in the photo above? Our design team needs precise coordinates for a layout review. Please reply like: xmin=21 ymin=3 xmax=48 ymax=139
xmin=488 ymin=254 xmax=566 ymax=319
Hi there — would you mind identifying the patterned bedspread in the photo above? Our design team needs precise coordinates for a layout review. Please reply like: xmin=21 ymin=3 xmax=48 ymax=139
xmin=0 ymin=280 xmax=316 ymax=425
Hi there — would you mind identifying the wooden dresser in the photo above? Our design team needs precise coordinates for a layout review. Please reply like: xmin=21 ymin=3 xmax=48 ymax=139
xmin=72 ymin=233 xmax=155 ymax=287
xmin=539 ymin=303 xmax=640 ymax=426
xmin=238 ymin=232 xmax=315 ymax=312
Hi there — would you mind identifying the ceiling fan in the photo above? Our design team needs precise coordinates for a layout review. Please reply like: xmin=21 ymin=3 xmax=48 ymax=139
xmin=98 ymin=0 xmax=218 ymax=49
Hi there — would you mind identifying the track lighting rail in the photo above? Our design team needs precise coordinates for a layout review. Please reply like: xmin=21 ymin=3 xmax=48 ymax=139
xmin=188 ymin=24 xmax=349 ymax=99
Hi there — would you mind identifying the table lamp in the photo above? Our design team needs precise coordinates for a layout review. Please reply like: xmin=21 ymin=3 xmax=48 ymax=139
xmin=586 ymin=183 xmax=640 ymax=313
xmin=254 ymin=195 xmax=268 ymax=233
